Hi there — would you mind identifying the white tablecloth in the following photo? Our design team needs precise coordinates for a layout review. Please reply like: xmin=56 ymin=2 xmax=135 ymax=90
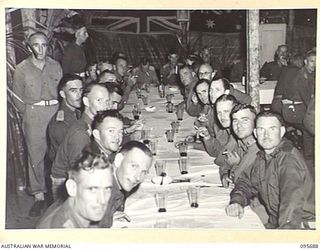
xmin=117 ymin=85 xmax=264 ymax=229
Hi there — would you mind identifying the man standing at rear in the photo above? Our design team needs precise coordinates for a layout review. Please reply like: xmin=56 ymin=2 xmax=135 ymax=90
xmin=61 ymin=16 xmax=89 ymax=76
xmin=12 ymin=32 xmax=62 ymax=216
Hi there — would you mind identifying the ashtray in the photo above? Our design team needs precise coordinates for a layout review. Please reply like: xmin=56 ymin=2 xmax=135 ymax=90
xmin=185 ymin=135 xmax=195 ymax=143
xmin=145 ymin=106 xmax=156 ymax=112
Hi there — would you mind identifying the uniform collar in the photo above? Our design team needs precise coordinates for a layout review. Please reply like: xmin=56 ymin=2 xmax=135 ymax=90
xmin=61 ymin=101 xmax=81 ymax=118
xmin=93 ymin=140 xmax=112 ymax=157
xmin=26 ymin=56 xmax=50 ymax=69
xmin=237 ymin=136 xmax=256 ymax=152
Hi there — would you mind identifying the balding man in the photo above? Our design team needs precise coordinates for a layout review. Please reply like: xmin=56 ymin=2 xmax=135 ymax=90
xmin=12 ymin=31 xmax=62 ymax=216
xmin=199 ymin=47 xmax=222 ymax=78
xmin=198 ymin=63 xmax=216 ymax=81
xmin=260 ymin=44 xmax=289 ymax=81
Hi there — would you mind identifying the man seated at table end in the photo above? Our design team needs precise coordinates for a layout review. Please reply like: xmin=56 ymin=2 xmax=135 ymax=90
xmin=225 ymin=111 xmax=315 ymax=229
xmin=99 ymin=140 xmax=153 ymax=228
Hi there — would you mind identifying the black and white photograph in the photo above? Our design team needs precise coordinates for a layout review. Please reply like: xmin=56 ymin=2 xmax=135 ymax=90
xmin=5 ymin=6 xmax=317 ymax=235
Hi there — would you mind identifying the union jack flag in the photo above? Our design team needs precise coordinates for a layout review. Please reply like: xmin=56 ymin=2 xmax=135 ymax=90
xmin=89 ymin=10 xmax=181 ymax=33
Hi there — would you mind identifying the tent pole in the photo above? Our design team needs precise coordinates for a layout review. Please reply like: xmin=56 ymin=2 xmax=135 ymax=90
xmin=247 ymin=9 xmax=260 ymax=113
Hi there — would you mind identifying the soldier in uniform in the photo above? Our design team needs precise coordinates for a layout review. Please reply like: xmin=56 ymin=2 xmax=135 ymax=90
xmin=114 ymin=57 xmax=137 ymax=109
xmin=226 ymin=111 xmax=315 ymax=229
xmin=295 ymin=50 xmax=316 ymax=177
xmin=199 ymin=94 xmax=238 ymax=158
xmin=133 ymin=57 xmax=159 ymax=89
xmin=99 ymin=141 xmax=153 ymax=228
xmin=61 ymin=16 xmax=89 ymax=76
xmin=198 ymin=63 xmax=216 ymax=81
xmin=47 ymin=74 xmax=83 ymax=163
xmin=175 ymin=64 xmax=199 ymax=118
xmin=209 ymin=77 xmax=251 ymax=105
xmin=97 ymin=69 xmax=117 ymax=83
xmin=50 ymin=82 xmax=112 ymax=201
xmin=89 ymin=110 xmax=124 ymax=162
xmin=160 ymin=48 xmax=183 ymax=86
xmin=12 ymin=31 xmax=62 ymax=217
xmin=199 ymin=47 xmax=223 ymax=78
xmin=36 ymin=151 xmax=113 ymax=228
xmin=219 ymin=104 xmax=259 ymax=187
xmin=189 ymin=79 xmax=211 ymax=117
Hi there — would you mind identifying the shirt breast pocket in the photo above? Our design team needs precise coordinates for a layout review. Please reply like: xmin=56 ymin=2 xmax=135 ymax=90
xmin=24 ymin=74 xmax=41 ymax=99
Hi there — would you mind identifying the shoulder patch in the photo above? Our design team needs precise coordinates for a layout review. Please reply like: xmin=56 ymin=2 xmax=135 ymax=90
xmin=56 ymin=110 xmax=64 ymax=121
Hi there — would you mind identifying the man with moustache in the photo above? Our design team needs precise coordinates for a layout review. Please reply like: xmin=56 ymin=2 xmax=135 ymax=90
xmin=47 ymin=74 xmax=83 ymax=163
xmin=51 ymin=82 xmax=112 ymax=201
xmin=12 ymin=31 xmax=62 ymax=216
xmin=226 ymin=111 xmax=315 ymax=229
xmin=99 ymin=141 xmax=153 ymax=228
xmin=37 ymin=151 xmax=113 ymax=228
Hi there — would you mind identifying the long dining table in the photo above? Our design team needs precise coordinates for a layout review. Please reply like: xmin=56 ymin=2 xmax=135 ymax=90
xmin=116 ymin=84 xmax=265 ymax=229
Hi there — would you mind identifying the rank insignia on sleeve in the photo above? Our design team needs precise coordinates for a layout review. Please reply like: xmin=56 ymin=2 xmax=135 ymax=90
xmin=56 ymin=110 xmax=64 ymax=121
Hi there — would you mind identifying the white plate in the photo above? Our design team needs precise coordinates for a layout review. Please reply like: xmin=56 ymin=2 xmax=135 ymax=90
xmin=151 ymin=176 xmax=173 ymax=185
xmin=145 ymin=106 xmax=156 ymax=112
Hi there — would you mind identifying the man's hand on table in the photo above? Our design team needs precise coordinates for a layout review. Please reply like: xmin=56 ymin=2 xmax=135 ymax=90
xmin=114 ymin=211 xmax=131 ymax=222
xmin=225 ymin=203 xmax=244 ymax=219
xmin=221 ymin=174 xmax=234 ymax=189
